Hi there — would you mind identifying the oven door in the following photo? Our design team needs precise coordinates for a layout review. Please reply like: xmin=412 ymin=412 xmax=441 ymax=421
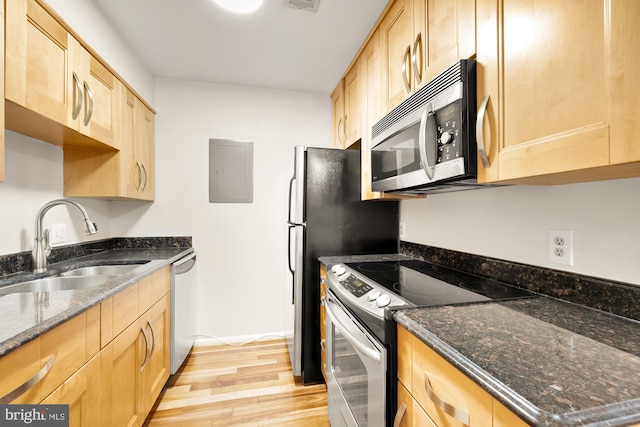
xmin=324 ymin=290 xmax=387 ymax=427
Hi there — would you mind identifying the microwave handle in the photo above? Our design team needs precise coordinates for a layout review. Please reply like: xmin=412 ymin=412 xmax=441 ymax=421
xmin=419 ymin=108 xmax=438 ymax=180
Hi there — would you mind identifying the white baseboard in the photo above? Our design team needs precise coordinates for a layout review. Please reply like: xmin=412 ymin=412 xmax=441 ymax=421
xmin=194 ymin=331 xmax=290 ymax=346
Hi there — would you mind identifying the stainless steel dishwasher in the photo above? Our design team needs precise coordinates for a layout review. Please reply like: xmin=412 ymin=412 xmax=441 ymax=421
xmin=171 ymin=250 xmax=197 ymax=374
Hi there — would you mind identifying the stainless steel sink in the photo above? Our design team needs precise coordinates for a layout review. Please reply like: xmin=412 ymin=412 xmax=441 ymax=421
xmin=60 ymin=264 xmax=143 ymax=277
xmin=0 ymin=276 xmax=113 ymax=295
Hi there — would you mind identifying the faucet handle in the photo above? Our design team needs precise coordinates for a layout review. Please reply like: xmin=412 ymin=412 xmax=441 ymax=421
xmin=43 ymin=229 xmax=52 ymax=257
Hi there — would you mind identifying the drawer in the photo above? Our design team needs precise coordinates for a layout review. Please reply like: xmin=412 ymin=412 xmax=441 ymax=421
xmin=0 ymin=338 xmax=42 ymax=403
xmin=410 ymin=333 xmax=492 ymax=427
xmin=40 ymin=305 xmax=101 ymax=399
xmin=396 ymin=382 xmax=437 ymax=427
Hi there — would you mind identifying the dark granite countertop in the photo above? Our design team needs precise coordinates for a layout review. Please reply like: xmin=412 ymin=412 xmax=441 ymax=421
xmin=318 ymin=253 xmax=414 ymax=266
xmin=0 ymin=246 xmax=193 ymax=357
xmin=395 ymin=299 xmax=640 ymax=427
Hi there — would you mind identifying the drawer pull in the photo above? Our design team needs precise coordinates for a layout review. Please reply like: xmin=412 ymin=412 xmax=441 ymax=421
xmin=392 ymin=401 xmax=407 ymax=427
xmin=424 ymin=373 xmax=470 ymax=426
xmin=0 ymin=355 xmax=55 ymax=404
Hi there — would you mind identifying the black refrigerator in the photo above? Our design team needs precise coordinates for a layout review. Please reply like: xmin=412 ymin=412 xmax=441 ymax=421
xmin=286 ymin=145 xmax=399 ymax=384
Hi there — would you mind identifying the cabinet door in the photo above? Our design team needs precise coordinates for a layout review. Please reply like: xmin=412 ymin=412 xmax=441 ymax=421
xmin=380 ymin=0 xmax=415 ymax=114
xmin=6 ymin=0 xmax=70 ymax=125
xmin=331 ymin=81 xmax=346 ymax=148
xmin=80 ymin=55 xmax=117 ymax=147
xmin=477 ymin=0 xmax=640 ymax=184
xmin=101 ymin=320 xmax=144 ymax=427
xmin=421 ymin=0 xmax=475 ymax=82
xmin=135 ymin=99 xmax=156 ymax=200
xmin=344 ymin=62 xmax=363 ymax=146
xmin=141 ymin=294 xmax=170 ymax=414
xmin=41 ymin=354 xmax=101 ymax=427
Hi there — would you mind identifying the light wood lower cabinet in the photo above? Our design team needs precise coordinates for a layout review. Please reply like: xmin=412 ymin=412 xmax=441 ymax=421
xmin=397 ymin=325 xmax=528 ymax=427
xmin=41 ymin=354 xmax=102 ymax=427
xmin=0 ymin=267 xmax=171 ymax=427
xmin=319 ymin=264 xmax=328 ymax=383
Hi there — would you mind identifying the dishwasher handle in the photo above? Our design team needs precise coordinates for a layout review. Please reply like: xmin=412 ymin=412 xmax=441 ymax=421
xmin=174 ymin=252 xmax=196 ymax=274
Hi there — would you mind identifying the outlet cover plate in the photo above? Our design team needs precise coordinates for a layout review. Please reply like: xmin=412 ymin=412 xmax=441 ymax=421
xmin=548 ymin=229 xmax=573 ymax=265
xmin=50 ymin=223 xmax=66 ymax=245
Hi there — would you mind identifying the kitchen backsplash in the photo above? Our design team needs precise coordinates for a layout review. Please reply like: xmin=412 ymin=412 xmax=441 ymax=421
xmin=0 ymin=237 xmax=192 ymax=278
xmin=400 ymin=241 xmax=640 ymax=321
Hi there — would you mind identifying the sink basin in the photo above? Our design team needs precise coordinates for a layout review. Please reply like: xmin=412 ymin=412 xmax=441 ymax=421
xmin=0 ymin=276 xmax=113 ymax=296
xmin=60 ymin=264 xmax=143 ymax=277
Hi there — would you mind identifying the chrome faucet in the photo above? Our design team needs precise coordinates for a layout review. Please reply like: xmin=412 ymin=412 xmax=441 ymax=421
xmin=32 ymin=199 xmax=98 ymax=273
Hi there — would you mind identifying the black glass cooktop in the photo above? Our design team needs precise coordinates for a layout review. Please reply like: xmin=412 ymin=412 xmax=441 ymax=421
xmin=345 ymin=260 xmax=533 ymax=307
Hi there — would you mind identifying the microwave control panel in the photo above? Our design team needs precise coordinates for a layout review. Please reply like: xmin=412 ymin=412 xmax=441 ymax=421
xmin=436 ymin=100 xmax=463 ymax=163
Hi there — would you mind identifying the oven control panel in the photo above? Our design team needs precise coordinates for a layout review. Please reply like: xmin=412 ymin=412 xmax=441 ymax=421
xmin=327 ymin=264 xmax=410 ymax=319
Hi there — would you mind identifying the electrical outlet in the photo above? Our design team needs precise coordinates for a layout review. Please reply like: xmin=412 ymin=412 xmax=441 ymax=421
xmin=50 ymin=223 xmax=66 ymax=245
xmin=548 ymin=229 xmax=573 ymax=265
xmin=399 ymin=222 xmax=406 ymax=239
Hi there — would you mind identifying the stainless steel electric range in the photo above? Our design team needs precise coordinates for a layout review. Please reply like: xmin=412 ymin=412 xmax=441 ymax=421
xmin=323 ymin=259 xmax=534 ymax=427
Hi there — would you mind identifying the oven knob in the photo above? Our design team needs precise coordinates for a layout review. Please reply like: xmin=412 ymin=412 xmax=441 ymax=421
xmin=440 ymin=131 xmax=453 ymax=145
xmin=331 ymin=265 xmax=346 ymax=276
xmin=376 ymin=294 xmax=392 ymax=307
xmin=368 ymin=290 xmax=381 ymax=301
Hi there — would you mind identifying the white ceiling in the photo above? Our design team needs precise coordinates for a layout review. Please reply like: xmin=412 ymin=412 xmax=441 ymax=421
xmin=90 ymin=0 xmax=389 ymax=94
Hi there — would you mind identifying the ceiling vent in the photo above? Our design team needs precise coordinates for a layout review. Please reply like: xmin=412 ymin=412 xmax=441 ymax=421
xmin=284 ymin=0 xmax=320 ymax=12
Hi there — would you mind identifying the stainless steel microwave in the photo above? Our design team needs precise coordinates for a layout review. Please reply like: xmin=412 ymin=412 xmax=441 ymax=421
xmin=371 ymin=60 xmax=481 ymax=194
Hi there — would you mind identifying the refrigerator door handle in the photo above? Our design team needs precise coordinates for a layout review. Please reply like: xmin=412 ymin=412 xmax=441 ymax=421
xmin=287 ymin=177 xmax=295 ymax=223
xmin=287 ymin=224 xmax=295 ymax=275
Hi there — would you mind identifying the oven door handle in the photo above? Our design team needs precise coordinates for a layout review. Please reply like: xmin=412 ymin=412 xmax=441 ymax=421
xmin=323 ymin=296 xmax=381 ymax=363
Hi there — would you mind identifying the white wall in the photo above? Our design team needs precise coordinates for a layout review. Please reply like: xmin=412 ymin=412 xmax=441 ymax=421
xmin=401 ymin=178 xmax=640 ymax=285
xmin=0 ymin=132 xmax=112 ymax=255
xmin=110 ymin=78 xmax=332 ymax=342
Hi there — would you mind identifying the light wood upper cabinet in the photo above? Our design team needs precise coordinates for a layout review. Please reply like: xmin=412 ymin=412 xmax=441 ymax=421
xmin=421 ymin=0 xmax=476 ymax=83
xmin=331 ymin=81 xmax=346 ymax=148
xmin=476 ymin=0 xmax=640 ymax=185
xmin=379 ymin=0 xmax=416 ymax=114
xmin=5 ymin=0 xmax=116 ymax=149
xmin=5 ymin=0 xmax=155 ymax=199
xmin=63 ymin=83 xmax=155 ymax=200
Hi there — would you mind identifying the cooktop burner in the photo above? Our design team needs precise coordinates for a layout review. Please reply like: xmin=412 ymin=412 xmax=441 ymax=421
xmin=344 ymin=260 xmax=531 ymax=307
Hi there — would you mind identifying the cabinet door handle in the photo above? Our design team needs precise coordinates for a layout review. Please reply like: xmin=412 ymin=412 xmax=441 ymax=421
xmin=83 ymin=81 xmax=94 ymax=126
xmin=337 ymin=118 xmax=345 ymax=145
xmin=136 ymin=162 xmax=143 ymax=190
xmin=392 ymin=401 xmax=407 ymax=427
xmin=71 ymin=72 xmax=83 ymax=120
xmin=141 ymin=163 xmax=148 ymax=192
xmin=476 ymin=95 xmax=492 ymax=168
xmin=412 ymin=33 xmax=423 ymax=86
xmin=402 ymin=45 xmax=412 ymax=93
xmin=0 ymin=355 xmax=55 ymax=404
xmin=147 ymin=320 xmax=156 ymax=358
xmin=424 ymin=373 xmax=470 ymax=426
xmin=141 ymin=326 xmax=151 ymax=371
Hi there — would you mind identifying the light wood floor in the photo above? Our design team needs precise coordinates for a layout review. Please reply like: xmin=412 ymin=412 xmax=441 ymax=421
xmin=143 ymin=339 xmax=330 ymax=426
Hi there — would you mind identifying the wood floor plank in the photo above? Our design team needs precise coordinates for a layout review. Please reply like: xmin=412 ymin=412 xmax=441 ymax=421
xmin=144 ymin=338 xmax=329 ymax=426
